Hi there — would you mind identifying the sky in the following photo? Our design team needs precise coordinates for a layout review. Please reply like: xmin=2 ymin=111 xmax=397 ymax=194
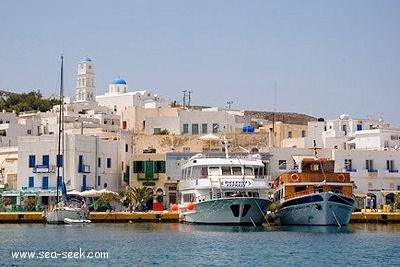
xmin=1 ymin=1 xmax=400 ymax=126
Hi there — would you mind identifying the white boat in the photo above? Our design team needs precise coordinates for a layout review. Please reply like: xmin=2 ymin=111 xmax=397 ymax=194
xmin=64 ymin=217 xmax=92 ymax=224
xmin=42 ymin=206 xmax=90 ymax=224
xmin=178 ymin=139 xmax=272 ymax=225
xmin=271 ymin=156 xmax=355 ymax=226
xmin=42 ymin=56 xmax=90 ymax=224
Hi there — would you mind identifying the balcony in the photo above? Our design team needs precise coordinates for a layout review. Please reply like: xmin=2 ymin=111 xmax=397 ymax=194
xmin=32 ymin=165 xmax=56 ymax=173
xmin=78 ymin=164 xmax=91 ymax=173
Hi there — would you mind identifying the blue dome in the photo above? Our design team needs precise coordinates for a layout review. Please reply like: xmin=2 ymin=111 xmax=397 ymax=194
xmin=111 ymin=78 xmax=127 ymax=85
xmin=80 ymin=57 xmax=92 ymax=62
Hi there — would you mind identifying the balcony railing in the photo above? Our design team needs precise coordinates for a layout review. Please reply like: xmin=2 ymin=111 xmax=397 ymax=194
xmin=78 ymin=164 xmax=91 ymax=173
xmin=32 ymin=165 xmax=56 ymax=173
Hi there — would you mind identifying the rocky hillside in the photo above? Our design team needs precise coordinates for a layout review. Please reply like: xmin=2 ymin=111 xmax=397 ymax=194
xmin=245 ymin=111 xmax=318 ymax=125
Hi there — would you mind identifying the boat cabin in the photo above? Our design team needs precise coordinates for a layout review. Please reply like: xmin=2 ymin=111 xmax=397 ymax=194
xmin=273 ymin=157 xmax=353 ymax=202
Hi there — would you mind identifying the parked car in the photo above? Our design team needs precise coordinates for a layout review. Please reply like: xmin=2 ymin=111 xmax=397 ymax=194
xmin=88 ymin=201 xmax=113 ymax=212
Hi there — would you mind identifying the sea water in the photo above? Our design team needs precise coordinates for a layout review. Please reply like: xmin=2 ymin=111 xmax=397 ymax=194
xmin=0 ymin=223 xmax=399 ymax=267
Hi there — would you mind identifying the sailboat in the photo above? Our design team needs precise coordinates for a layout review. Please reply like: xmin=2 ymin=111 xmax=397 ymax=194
xmin=42 ymin=55 xmax=90 ymax=224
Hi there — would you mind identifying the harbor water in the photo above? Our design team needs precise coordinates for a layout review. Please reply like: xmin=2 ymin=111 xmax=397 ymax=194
xmin=0 ymin=223 xmax=399 ymax=266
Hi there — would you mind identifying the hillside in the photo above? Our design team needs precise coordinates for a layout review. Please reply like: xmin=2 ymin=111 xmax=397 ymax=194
xmin=245 ymin=111 xmax=318 ymax=125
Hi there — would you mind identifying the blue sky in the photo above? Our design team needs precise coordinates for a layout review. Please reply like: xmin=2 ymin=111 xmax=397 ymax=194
xmin=1 ymin=1 xmax=400 ymax=126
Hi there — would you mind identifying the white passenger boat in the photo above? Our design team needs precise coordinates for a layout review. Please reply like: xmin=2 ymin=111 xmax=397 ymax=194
xmin=179 ymin=140 xmax=272 ymax=225
xmin=271 ymin=156 xmax=355 ymax=226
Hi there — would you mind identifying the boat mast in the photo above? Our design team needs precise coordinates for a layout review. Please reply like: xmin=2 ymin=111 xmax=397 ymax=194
xmin=56 ymin=55 xmax=64 ymax=203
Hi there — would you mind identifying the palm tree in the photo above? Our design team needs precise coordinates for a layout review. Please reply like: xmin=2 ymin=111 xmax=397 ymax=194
xmin=126 ymin=186 xmax=153 ymax=211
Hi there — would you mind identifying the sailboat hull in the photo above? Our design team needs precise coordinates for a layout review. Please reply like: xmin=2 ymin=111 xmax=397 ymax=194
xmin=43 ymin=207 xmax=90 ymax=224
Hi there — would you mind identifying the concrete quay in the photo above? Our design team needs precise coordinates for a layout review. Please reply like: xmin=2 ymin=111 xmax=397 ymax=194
xmin=1 ymin=211 xmax=400 ymax=224
xmin=0 ymin=211 xmax=180 ymax=223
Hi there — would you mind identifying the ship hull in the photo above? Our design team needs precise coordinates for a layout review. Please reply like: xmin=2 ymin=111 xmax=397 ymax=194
xmin=180 ymin=197 xmax=272 ymax=225
xmin=276 ymin=192 xmax=354 ymax=226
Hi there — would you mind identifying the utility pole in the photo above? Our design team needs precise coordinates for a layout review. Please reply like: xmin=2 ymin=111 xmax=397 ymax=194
xmin=182 ymin=90 xmax=192 ymax=107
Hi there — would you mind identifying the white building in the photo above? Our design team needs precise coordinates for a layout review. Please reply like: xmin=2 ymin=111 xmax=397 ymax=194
xmin=305 ymin=114 xmax=391 ymax=150
xmin=96 ymin=78 xmax=166 ymax=115
xmin=333 ymin=149 xmax=400 ymax=209
xmin=15 ymin=133 xmax=122 ymax=207
xmin=143 ymin=107 xmax=248 ymax=135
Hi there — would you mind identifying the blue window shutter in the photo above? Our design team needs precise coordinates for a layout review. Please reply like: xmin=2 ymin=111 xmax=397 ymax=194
xmin=57 ymin=176 xmax=62 ymax=188
xmin=42 ymin=155 xmax=49 ymax=166
xmin=57 ymin=155 xmax=63 ymax=167
xmin=42 ymin=177 xmax=49 ymax=189
xmin=82 ymin=175 xmax=87 ymax=191
xmin=29 ymin=155 xmax=36 ymax=168
xmin=78 ymin=155 xmax=83 ymax=172
xmin=28 ymin=176 xmax=34 ymax=187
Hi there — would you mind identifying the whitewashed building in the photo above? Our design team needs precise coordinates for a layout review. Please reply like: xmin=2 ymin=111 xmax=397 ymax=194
xmin=96 ymin=78 xmax=166 ymax=115
xmin=15 ymin=133 xmax=122 ymax=207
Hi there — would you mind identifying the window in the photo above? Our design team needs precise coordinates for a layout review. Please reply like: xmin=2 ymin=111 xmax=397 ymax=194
xmin=301 ymin=130 xmax=306 ymax=137
xmin=244 ymin=167 xmax=253 ymax=176
xmin=133 ymin=161 xmax=144 ymax=173
xmin=28 ymin=176 xmax=34 ymax=187
xmin=221 ymin=167 xmax=231 ymax=175
xmin=182 ymin=124 xmax=189 ymax=134
xmin=42 ymin=177 xmax=49 ymax=190
xmin=212 ymin=123 xmax=219 ymax=133
xmin=278 ymin=160 xmax=287 ymax=170
xmin=366 ymin=159 xmax=375 ymax=172
xmin=387 ymin=160 xmax=397 ymax=172
xmin=42 ymin=155 xmax=49 ymax=166
xmin=107 ymin=158 xmax=112 ymax=168
xmin=232 ymin=167 xmax=242 ymax=175
xmin=287 ymin=131 xmax=292 ymax=138
xmin=82 ymin=175 xmax=87 ymax=191
xmin=183 ymin=147 xmax=190 ymax=152
xmin=209 ymin=167 xmax=220 ymax=176
xmin=98 ymin=176 xmax=101 ymax=186
xmin=98 ymin=157 xmax=101 ymax=168
xmin=156 ymin=161 xmax=166 ymax=173
xmin=202 ymin=123 xmax=208 ymax=134
xmin=357 ymin=124 xmax=362 ymax=131
xmin=345 ymin=159 xmax=353 ymax=172
xmin=125 ymin=144 xmax=129 ymax=152
xmin=78 ymin=155 xmax=83 ymax=173
xmin=192 ymin=124 xmax=199 ymax=135
xmin=29 ymin=155 xmax=36 ymax=168
xmin=57 ymin=155 xmax=63 ymax=167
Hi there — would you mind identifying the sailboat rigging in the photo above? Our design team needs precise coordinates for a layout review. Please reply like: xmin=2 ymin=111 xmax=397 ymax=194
xmin=42 ymin=55 xmax=90 ymax=224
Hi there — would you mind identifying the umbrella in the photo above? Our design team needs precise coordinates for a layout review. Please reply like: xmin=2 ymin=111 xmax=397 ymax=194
xmin=67 ymin=190 xmax=83 ymax=196
xmin=80 ymin=189 xmax=101 ymax=197
xmin=199 ymin=133 xmax=220 ymax=141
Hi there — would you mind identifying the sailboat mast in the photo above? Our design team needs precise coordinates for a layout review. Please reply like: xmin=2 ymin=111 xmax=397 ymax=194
xmin=56 ymin=55 xmax=64 ymax=203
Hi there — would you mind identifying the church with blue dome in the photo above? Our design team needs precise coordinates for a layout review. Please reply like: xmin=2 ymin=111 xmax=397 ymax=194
xmin=111 ymin=78 xmax=127 ymax=85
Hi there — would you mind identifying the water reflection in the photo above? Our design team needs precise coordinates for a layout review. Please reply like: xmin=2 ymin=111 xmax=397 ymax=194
xmin=274 ymin=225 xmax=353 ymax=234
xmin=181 ymin=223 xmax=267 ymax=233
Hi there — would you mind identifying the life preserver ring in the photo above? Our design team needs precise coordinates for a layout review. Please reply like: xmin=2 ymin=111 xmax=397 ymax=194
xmin=337 ymin=174 xmax=346 ymax=182
xmin=291 ymin=173 xmax=300 ymax=182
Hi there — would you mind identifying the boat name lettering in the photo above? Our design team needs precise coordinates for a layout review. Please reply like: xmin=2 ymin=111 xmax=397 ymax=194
xmin=221 ymin=180 xmax=251 ymax=187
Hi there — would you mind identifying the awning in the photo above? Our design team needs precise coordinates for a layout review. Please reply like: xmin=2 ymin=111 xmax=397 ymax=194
xmin=353 ymin=192 xmax=367 ymax=198
xmin=381 ymin=190 xmax=400 ymax=196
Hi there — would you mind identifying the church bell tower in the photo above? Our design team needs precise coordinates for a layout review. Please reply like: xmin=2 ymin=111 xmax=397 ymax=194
xmin=76 ymin=57 xmax=95 ymax=102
